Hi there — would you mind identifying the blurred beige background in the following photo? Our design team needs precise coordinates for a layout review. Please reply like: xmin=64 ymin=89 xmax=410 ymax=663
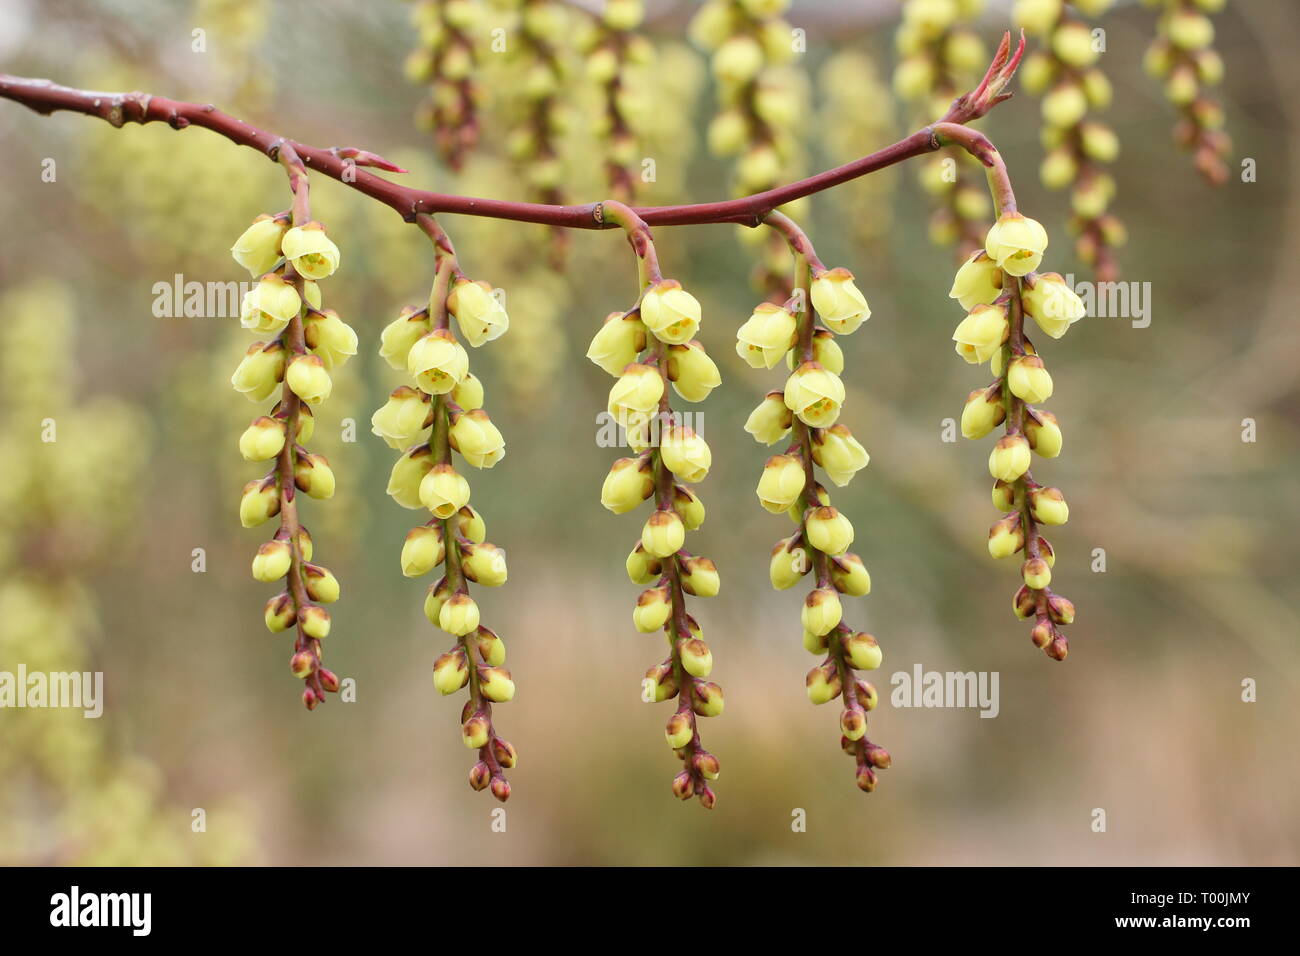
xmin=0 ymin=0 xmax=1296 ymax=865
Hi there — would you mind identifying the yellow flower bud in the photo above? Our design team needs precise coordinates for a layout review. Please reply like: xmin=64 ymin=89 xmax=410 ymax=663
xmin=601 ymin=456 xmax=654 ymax=514
xmin=281 ymin=222 xmax=340 ymax=280
xmin=811 ymin=268 xmax=870 ymax=334
xmin=802 ymin=587 xmax=843 ymax=636
xmin=785 ymin=328 xmax=845 ymax=375
xmin=784 ymin=361 xmax=845 ymax=428
xmin=238 ymin=416 xmax=286 ymax=462
xmin=387 ymin=444 xmax=434 ymax=509
xmin=294 ymin=452 xmax=336 ymax=500
xmin=680 ymin=638 xmax=712 ymax=679
xmin=1029 ymin=486 xmax=1069 ymax=525
xmin=659 ymin=425 xmax=711 ymax=483
xmin=239 ymin=477 xmax=280 ymax=528
xmin=401 ymin=524 xmax=445 ymax=577
xmin=433 ymin=648 xmax=469 ymax=695
xmin=984 ymin=212 xmax=1049 ymax=277
xmin=1025 ymin=410 xmax=1063 ymax=458
xmin=961 ymin=385 xmax=1007 ymax=440
xmin=607 ymin=363 xmax=664 ymax=429
xmin=692 ymin=680 xmax=724 ymax=718
xmin=948 ymin=252 xmax=1004 ymax=311
xmin=1012 ymin=0 xmax=1064 ymax=36
xmin=379 ymin=306 xmax=430 ymax=371
xmin=299 ymin=605 xmax=330 ymax=639
xmin=757 ymin=454 xmax=806 ymax=514
xmin=1040 ymin=147 xmax=1078 ymax=190
xmin=439 ymin=592 xmax=481 ymax=636
xmin=626 ymin=543 xmax=662 ymax=585
xmin=1007 ymin=354 xmax=1054 ymax=404
xmin=447 ymin=278 xmax=509 ymax=347
xmin=424 ymin=578 xmax=450 ymax=625
xmin=712 ymin=34 xmax=764 ymax=87
xmin=744 ymin=390 xmax=793 ymax=445
xmin=231 ymin=215 xmax=288 ymax=277
xmin=642 ymin=509 xmax=685 ymax=558
xmin=371 ymin=386 xmax=431 ymax=451
xmin=988 ymin=434 xmax=1032 ymax=482
xmin=707 ymin=108 xmax=748 ymax=156
xmin=264 ymin=592 xmax=295 ymax=633
xmin=680 ymin=556 xmax=720 ymax=597
xmin=989 ymin=514 xmax=1026 ymax=559
xmin=769 ymin=535 xmax=810 ymax=590
xmin=449 ymin=408 xmax=505 ymax=469
xmin=806 ymin=662 xmax=841 ymax=705
xmin=830 ymin=553 xmax=871 ymax=597
xmin=302 ymin=309 xmax=358 ymax=372
xmin=735 ymin=303 xmax=797 ymax=369
xmin=455 ymin=505 xmax=486 ymax=544
xmin=952 ymin=303 xmax=1009 ymax=365
xmin=811 ymin=424 xmax=869 ymax=487
xmin=461 ymin=541 xmax=508 ymax=587
xmin=803 ymin=629 xmax=829 ymax=654
xmin=639 ymin=280 xmax=702 ymax=345
xmin=408 ymin=329 xmax=469 ymax=395
xmin=462 ymin=714 xmax=490 ymax=748
xmin=231 ymin=341 xmax=286 ymax=402
xmin=1052 ymin=21 xmax=1098 ymax=68
xmin=1022 ymin=272 xmax=1086 ymax=339
xmin=476 ymin=665 xmax=514 ymax=704
xmin=252 ymin=539 xmax=292 ymax=582
xmin=805 ymin=505 xmax=854 ymax=556
xmin=667 ymin=341 xmax=722 ymax=402
xmin=844 ymin=631 xmax=882 ymax=670
xmin=420 ymin=463 xmax=471 ymax=519
xmin=474 ymin=626 xmax=507 ymax=667
xmin=1168 ymin=10 xmax=1214 ymax=51
xmin=634 ymin=586 xmax=672 ymax=632
xmin=303 ymin=563 xmax=340 ymax=603
xmin=1022 ymin=556 xmax=1052 ymax=590
xmin=451 ymin=372 xmax=485 ymax=411
xmin=992 ymin=479 xmax=1017 ymax=513
xmin=665 ymin=711 xmax=694 ymax=750
xmin=672 ymin=485 xmax=706 ymax=530
xmin=587 ymin=311 xmax=647 ymax=376
xmin=285 ymin=354 xmax=332 ymax=405
xmin=240 ymin=274 xmax=301 ymax=335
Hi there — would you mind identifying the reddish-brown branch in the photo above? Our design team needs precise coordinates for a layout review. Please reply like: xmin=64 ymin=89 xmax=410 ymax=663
xmin=0 ymin=35 xmax=1021 ymax=232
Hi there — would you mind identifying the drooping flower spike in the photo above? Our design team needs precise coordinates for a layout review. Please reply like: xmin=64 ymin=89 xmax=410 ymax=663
xmin=230 ymin=145 xmax=354 ymax=709
xmin=590 ymin=201 xmax=724 ymax=808
xmin=747 ymin=211 xmax=890 ymax=793
xmin=373 ymin=214 xmax=517 ymax=802
xmin=942 ymin=123 xmax=1084 ymax=660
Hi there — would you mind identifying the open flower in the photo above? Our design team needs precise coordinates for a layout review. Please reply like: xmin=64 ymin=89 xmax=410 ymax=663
xmin=1021 ymin=272 xmax=1086 ymax=339
xmin=407 ymin=328 xmax=469 ymax=395
xmin=639 ymin=279 xmax=701 ymax=344
xmin=952 ymin=303 xmax=1009 ymax=364
xmin=783 ymin=361 xmax=845 ymax=428
xmin=735 ymin=303 xmax=797 ymax=369
xmin=281 ymin=221 xmax=341 ymax=280
xmin=448 ymin=278 xmax=509 ymax=347
xmin=240 ymin=274 xmax=301 ymax=335
xmin=984 ymin=211 xmax=1049 ymax=276
xmin=811 ymin=424 xmax=870 ymax=487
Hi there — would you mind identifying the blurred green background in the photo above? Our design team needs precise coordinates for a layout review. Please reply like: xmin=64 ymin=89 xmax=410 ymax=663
xmin=0 ymin=0 xmax=1296 ymax=865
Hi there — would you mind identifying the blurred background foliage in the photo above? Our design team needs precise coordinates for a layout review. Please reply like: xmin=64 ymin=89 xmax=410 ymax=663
xmin=0 ymin=0 xmax=1296 ymax=865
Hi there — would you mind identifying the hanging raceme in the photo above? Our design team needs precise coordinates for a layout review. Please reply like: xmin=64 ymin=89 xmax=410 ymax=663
xmin=575 ymin=0 xmax=656 ymax=200
xmin=231 ymin=145 xmax=354 ymax=710
xmin=1015 ymin=0 xmax=1125 ymax=280
xmin=405 ymin=0 xmax=483 ymax=169
xmin=1142 ymin=0 xmax=1230 ymax=184
xmin=941 ymin=122 xmax=1083 ymax=660
xmin=590 ymin=202 xmax=724 ymax=808
xmin=744 ymin=212 xmax=890 ymax=793
xmin=374 ymin=214 xmax=517 ymax=802
xmin=895 ymin=0 xmax=992 ymax=256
